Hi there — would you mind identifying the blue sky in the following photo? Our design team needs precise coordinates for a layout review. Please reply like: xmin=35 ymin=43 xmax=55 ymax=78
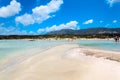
xmin=0 ymin=0 xmax=120 ymax=35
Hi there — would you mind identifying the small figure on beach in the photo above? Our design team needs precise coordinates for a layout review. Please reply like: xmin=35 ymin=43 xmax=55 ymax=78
xmin=117 ymin=36 xmax=119 ymax=42
xmin=114 ymin=36 xmax=119 ymax=42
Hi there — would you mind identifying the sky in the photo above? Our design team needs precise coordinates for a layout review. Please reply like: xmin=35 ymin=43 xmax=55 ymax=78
xmin=0 ymin=0 xmax=120 ymax=35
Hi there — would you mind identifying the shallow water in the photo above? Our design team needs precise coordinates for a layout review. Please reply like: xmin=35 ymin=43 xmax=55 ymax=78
xmin=0 ymin=40 xmax=67 ymax=60
xmin=0 ymin=39 xmax=119 ymax=60
xmin=75 ymin=40 xmax=120 ymax=52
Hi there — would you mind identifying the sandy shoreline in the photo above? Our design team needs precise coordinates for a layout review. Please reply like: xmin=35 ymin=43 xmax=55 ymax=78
xmin=0 ymin=43 xmax=120 ymax=80
xmin=81 ymin=47 xmax=120 ymax=62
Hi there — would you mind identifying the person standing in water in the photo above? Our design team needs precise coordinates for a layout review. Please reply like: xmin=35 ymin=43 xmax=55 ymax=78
xmin=114 ymin=36 xmax=119 ymax=42
xmin=117 ymin=36 xmax=119 ymax=42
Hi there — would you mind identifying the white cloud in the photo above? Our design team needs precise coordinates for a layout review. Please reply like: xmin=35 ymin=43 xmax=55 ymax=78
xmin=15 ymin=0 xmax=63 ymax=26
xmin=37 ymin=21 xmax=79 ymax=34
xmin=15 ymin=14 xmax=35 ymax=26
xmin=83 ymin=19 xmax=93 ymax=24
xmin=113 ymin=20 xmax=117 ymax=23
xmin=0 ymin=26 xmax=27 ymax=35
xmin=106 ymin=0 xmax=120 ymax=7
xmin=0 ymin=0 xmax=21 ymax=18
xmin=37 ymin=29 xmax=45 ymax=33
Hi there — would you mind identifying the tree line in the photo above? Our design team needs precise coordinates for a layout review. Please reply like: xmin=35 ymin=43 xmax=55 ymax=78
xmin=0 ymin=34 xmax=120 ymax=39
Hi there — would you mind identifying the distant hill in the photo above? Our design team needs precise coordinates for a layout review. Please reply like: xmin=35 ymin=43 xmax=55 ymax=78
xmin=0 ymin=28 xmax=120 ymax=39
xmin=47 ymin=28 xmax=120 ymax=35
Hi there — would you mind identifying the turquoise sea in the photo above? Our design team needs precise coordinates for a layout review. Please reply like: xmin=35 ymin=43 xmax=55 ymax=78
xmin=0 ymin=40 xmax=67 ymax=60
xmin=0 ymin=40 xmax=120 ymax=60
xmin=75 ymin=40 xmax=120 ymax=52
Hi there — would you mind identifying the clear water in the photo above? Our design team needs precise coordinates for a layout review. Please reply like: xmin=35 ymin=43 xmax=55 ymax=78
xmin=0 ymin=40 xmax=120 ymax=60
xmin=0 ymin=40 xmax=68 ymax=60
xmin=75 ymin=40 xmax=120 ymax=52
xmin=0 ymin=39 xmax=119 ymax=72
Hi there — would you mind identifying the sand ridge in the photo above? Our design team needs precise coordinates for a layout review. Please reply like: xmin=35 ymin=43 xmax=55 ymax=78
xmin=0 ymin=43 xmax=120 ymax=80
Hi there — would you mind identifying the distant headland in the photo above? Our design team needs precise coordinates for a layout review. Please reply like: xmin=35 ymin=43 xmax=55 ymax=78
xmin=0 ymin=28 xmax=120 ymax=39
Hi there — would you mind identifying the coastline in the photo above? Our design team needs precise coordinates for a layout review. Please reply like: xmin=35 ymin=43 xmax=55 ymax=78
xmin=81 ymin=47 xmax=120 ymax=62
xmin=0 ymin=37 xmax=114 ymax=40
xmin=0 ymin=43 xmax=120 ymax=80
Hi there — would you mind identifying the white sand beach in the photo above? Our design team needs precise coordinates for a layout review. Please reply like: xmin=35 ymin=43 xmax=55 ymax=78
xmin=0 ymin=43 xmax=120 ymax=80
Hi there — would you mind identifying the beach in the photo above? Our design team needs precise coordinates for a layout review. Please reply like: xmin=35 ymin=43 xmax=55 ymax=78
xmin=0 ymin=42 xmax=120 ymax=80
xmin=0 ymin=0 xmax=120 ymax=79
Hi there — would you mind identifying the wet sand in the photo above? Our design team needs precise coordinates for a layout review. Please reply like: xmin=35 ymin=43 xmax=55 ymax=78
xmin=0 ymin=43 xmax=120 ymax=80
